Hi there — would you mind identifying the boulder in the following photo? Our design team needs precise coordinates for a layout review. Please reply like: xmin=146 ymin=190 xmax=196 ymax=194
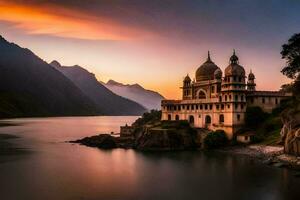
xmin=71 ymin=134 xmax=117 ymax=149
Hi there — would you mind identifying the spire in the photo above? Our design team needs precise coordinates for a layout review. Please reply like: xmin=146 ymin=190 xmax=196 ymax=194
xmin=207 ymin=51 xmax=211 ymax=61
xmin=230 ymin=49 xmax=239 ymax=64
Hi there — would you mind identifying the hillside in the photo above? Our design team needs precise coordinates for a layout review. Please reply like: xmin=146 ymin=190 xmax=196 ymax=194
xmin=50 ymin=61 xmax=147 ymax=115
xmin=104 ymin=80 xmax=164 ymax=110
xmin=0 ymin=36 xmax=99 ymax=118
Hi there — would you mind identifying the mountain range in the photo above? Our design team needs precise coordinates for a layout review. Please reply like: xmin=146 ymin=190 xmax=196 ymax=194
xmin=0 ymin=35 xmax=146 ymax=118
xmin=50 ymin=61 xmax=147 ymax=115
xmin=104 ymin=80 xmax=164 ymax=110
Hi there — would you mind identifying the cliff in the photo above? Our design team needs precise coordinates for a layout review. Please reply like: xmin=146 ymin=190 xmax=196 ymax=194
xmin=280 ymin=78 xmax=300 ymax=156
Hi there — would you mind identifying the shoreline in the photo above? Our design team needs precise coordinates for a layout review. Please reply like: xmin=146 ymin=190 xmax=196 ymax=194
xmin=219 ymin=144 xmax=300 ymax=171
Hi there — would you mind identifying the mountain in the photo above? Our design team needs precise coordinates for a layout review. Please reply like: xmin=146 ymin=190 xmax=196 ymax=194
xmin=0 ymin=35 xmax=99 ymax=118
xmin=50 ymin=61 xmax=147 ymax=115
xmin=104 ymin=80 xmax=164 ymax=110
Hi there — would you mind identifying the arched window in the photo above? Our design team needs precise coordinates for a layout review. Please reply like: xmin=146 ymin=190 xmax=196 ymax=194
xmin=175 ymin=115 xmax=179 ymax=121
xmin=219 ymin=114 xmax=224 ymax=123
xmin=205 ymin=115 xmax=211 ymax=124
xmin=198 ymin=91 xmax=206 ymax=99
xmin=168 ymin=114 xmax=171 ymax=121
xmin=189 ymin=115 xmax=195 ymax=125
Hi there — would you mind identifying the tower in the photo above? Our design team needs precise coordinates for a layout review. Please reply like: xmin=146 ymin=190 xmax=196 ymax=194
xmin=222 ymin=50 xmax=247 ymax=138
xmin=182 ymin=74 xmax=192 ymax=100
xmin=247 ymin=70 xmax=256 ymax=91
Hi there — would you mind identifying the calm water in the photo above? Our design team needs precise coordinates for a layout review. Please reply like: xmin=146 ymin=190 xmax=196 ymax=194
xmin=0 ymin=116 xmax=300 ymax=200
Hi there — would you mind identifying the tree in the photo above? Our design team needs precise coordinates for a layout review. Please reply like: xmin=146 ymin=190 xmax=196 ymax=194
xmin=204 ymin=130 xmax=228 ymax=149
xmin=281 ymin=33 xmax=300 ymax=79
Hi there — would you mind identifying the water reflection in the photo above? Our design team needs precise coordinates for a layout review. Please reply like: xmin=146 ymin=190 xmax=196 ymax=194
xmin=0 ymin=117 xmax=299 ymax=200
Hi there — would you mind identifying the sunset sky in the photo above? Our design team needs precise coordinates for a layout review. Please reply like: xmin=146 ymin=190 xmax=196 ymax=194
xmin=0 ymin=0 xmax=299 ymax=99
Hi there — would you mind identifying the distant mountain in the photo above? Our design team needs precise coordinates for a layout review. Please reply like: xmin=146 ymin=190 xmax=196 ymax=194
xmin=0 ymin=35 xmax=99 ymax=118
xmin=104 ymin=80 xmax=164 ymax=110
xmin=50 ymin=61 xmax=147 ymax=115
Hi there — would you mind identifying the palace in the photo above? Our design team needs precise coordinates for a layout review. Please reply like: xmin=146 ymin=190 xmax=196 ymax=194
xmin=161 ymin=51 xmax=290 ymax=140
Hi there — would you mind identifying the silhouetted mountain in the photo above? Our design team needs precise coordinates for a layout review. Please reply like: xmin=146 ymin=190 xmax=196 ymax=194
xmin=50 ymin=61 xmax=147 ymax=115
xmin=105 ymin=80 xmax=164 ymax=110
xmin=0 ymin=35 xmax=99 ymax=118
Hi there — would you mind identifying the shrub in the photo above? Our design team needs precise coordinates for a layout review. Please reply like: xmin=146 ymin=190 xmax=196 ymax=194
xmin=245 ymin=107 xmax=269 ymax=128
xmin=204 ymin=130 xmax=228 ymax=149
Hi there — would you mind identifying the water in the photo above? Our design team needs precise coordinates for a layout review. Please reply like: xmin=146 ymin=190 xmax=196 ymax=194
xmin=0 ymin=116 xmax=300 ymax=200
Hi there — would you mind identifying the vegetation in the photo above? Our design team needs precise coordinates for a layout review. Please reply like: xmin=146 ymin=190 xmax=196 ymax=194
xmin=132 ymin=110 xmax=162 ymax=127
xmin=281 ymin=33 xmax=300 ymax=79
xmin=204 ymin=130 xmax=228 ymax=149
xmin=245 ymin=107 xmax=270 ymax=129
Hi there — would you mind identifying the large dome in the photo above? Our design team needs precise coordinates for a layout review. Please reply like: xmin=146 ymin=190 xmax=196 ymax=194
xmin=196 ymin=52 xmax=220 ymax=82
xmin=225 ymin=50 xmax=245 ymax=76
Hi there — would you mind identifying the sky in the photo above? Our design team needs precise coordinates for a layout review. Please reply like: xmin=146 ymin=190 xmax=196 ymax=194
xmin=0 ymin=0 xmax=299 ymax=99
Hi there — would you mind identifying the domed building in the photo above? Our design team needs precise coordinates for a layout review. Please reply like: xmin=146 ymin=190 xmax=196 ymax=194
xmin=161 ymin=50 xmax=291 ymax=141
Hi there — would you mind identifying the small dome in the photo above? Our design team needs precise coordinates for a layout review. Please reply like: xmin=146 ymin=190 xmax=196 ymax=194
xmin=214 ymin=68 xmax=222 ymax=79
xmin=225 ymin=50 xmax=245 ymax=76
xmin=195 ymin=51 xmax=220 ymax=82
xmin=184 ymin=74 xmax=191 ymax=82
xmin=248 ymin=70 xmax=255 ymax=80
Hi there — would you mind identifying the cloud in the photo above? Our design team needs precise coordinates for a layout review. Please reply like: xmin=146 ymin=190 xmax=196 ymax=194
xmin=0 ymin=1 xmax=154 ymax=40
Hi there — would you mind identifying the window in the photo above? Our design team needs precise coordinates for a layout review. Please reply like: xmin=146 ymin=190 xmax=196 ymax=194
xmin=211 ymin=86 xmax=215 ymax=93
xmin=187 ymin=105 xmax=190 ymax=110
xmin=205 ymin=115 xmax=211 ymax=124
xmin=221 ymin=104 xmax=225 ymax=110
xmin=233 ymin=76 xmax=237 ymax=82
xmin=189 ymin=115 xmax=195 ymax=125
xmin=175 ymin=115 xmax=179 ymax=121
xmin=200 ymin=104 xmax=203 ymax=110
xmin=199 ymin=114 xmax=201 ymax=118
xmin=241 ymin=104 xmax=244 ymax=110
xmin=191 ymin=105 xmax=194 ymax=110
xmin=196 ymin=105 xmax=199 ymax=110
xmin=235 ymin=104 xmax=238 ymax=109
xmin=168 ymin=114 xmax=171 ymax=121
xmin=241 ymin=95 xmax=244 ymax=101
xmin=239 ymin=77 xmax=242 ymax=82
xmin=216 ymin=105 xmax=220 ymax=110
xmin=235 ymin=95 xmax=238 ymax=101
xmin=237 ymin=114 xmax=241 ymax=121
xmin=275 ymin=98 xmax=278 ymax=104
xmin=225 ymin=95 xmax=228 ymax=101
xmin=219 ymin=114 xmax=224 ymax=123
xmin=219 ymin=96 xmax=222 ymax=102
xmin=229 ymin=95 xmax=232 ymax=101
xmin=227 ymin=104 xmax=230 ymax=109
xmin=210 ymin=104 xmax=213 ymax=110
xmin=262 ymin=98 xmax=265 ymax=104
xmin=245 ymin=136 xmax=249 ymax=140
xmin=205 ymin=104 xmax=208 ymax=110
xmin=182 ymin=105 xmax=185 ymax=110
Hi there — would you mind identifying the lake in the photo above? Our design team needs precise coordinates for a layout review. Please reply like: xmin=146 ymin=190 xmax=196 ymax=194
xmin=0 ymin=116 xmax=300 ymax=200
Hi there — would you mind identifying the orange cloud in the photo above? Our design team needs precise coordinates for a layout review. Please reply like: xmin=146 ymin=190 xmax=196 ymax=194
xmin=0 ymin=2 xmax=152 ymax=40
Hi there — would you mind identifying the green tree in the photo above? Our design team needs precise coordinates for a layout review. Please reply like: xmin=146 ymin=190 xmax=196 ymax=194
xmin=204 ymin=130 xmax=228 ymax=149
xmin=281 ymin=33 xmax=300 ymax=79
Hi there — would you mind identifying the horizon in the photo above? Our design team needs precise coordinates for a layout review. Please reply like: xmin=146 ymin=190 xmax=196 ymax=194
xmin=1 ymin=0 xmax=299 ymax=99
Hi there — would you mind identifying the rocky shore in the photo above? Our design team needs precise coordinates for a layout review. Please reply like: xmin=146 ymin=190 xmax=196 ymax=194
xmin=220 ymin=145 xmax=300 ymax=170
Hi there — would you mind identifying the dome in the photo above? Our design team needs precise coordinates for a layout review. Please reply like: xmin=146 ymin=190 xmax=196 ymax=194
xmin=195 ymin=51 xmax=220 ymax=82
xmin=214 ymin=68 xmax=222 ymax=79
xmin=248 ymin=70 xmax=255 ymax=80
xmin=225 ymin=50 xmax=245 ymax=76
xmin=184 ymin=74 xmax=191 ymax=82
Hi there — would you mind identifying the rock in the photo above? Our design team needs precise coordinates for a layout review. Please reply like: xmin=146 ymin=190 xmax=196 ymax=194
xmin=273 ymin=162 xmax=286 ymax=168
xmin=71 ymin=134 xmax=117 ymax=149
xmin=280 ymin=100 xmax=300 ymax=156
xmin=135 ymin=126 xmax=198 ymax=151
